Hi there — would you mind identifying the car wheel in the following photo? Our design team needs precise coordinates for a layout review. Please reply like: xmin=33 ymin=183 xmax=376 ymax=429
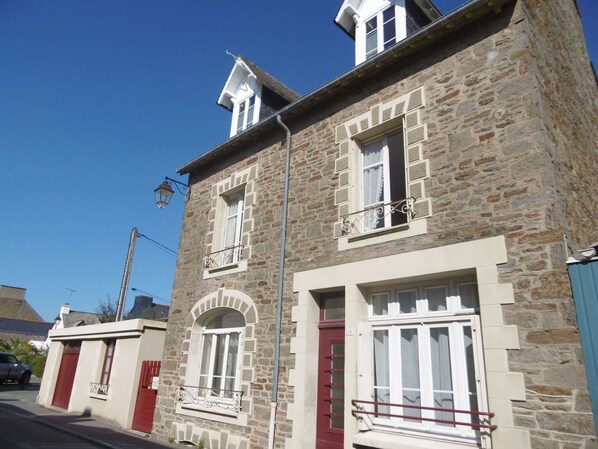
xmin=19 ymin=372 xmax=31 ymax=385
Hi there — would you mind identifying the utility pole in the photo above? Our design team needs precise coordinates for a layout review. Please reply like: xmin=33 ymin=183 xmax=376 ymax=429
xmin=115 ymin=227 xmax=138 ymax=321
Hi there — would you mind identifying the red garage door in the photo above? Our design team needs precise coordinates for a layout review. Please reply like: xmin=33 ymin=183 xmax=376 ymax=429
xmin=52 ymin=345 xmax=80 ymax=409
xmin=132 ymin=360 xmax=161 ymax=433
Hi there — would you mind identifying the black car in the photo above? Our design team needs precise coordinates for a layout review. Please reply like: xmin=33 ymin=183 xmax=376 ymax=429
xmin=0 ymin=352 xmax=31 ymax=385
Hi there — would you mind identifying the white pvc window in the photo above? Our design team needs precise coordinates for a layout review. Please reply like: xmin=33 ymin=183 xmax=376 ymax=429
xmin=361 ymin=130 xmax=406 ymax=232
xmin=235 ymin=95 xmax=256 ymax=134
xmin=198 ymin=310 xmax=245 ymax=402
xmin=221 ymin=193 xmax=244 ymax=265
xmin=364 ymin=6 xmax=397 ymax=60
xmin=364 ymin=281 xmax=485 ymax=442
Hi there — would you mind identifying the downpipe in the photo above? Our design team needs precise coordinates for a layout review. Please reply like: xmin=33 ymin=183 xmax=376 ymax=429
xmin=268 ymin=115 xmax=292 ymax=449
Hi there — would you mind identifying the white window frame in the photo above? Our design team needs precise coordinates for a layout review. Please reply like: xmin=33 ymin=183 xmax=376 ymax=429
xmin=221 ymin=192 xmax=244 ymax=265
xmin=198 ymin=326 xmax=244 ymax=406
xmin=360 ymin=280 xmax=489 ymax=445
xmin=363 ymin=5 xmax=398 ymax=61
xmin=182 ymin=310 xmax=246 ymax=414
xmin=359 ymin=129 xmax=406 ymax=233
xmin=234 ymin=95 xmax=256 ymax=134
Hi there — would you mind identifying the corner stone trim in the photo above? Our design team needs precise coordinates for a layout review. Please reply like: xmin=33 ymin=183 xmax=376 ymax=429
xmin=334 ymin=87 xmax=431 ymax=239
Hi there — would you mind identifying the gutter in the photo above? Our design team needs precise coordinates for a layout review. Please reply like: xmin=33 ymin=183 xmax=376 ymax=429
xmin=178 ymin=0 xmax=514 ymax=176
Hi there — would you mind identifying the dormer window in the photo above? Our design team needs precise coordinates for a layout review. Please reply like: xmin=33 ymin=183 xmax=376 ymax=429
xmin=236 ymin=95 xmax=256 ymax=134
xmin=365 ymin=6 xmax=397 ymax=60
xmin=335 ymin=0 xmax=441 ymax=66
xmin=218 ymin=55 xmax=300 ymax=138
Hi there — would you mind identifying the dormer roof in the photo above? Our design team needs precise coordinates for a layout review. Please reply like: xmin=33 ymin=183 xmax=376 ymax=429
xmin=218 ymin=55 xmax=300 ymax=111
xmin=335 ymin=0 xmax=441 ymax=38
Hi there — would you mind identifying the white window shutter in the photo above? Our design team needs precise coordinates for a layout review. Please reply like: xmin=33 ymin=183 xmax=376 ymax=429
xmin=186 ymin=330 xmax=202 ymax=386
xmin=357 ymin=320 xmax=374 ymax=431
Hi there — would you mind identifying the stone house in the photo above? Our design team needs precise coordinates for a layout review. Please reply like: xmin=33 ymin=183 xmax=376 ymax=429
xmin=153 ymin=1 xmax=598 ymax=449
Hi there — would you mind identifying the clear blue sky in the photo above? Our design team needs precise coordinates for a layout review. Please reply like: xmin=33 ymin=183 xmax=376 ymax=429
xmin=1 ymin=1 xmax=596 ymax=322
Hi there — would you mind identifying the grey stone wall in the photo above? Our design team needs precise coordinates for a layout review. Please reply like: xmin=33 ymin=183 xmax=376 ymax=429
xmin=153 ymin=1 xmax=598 ymax=448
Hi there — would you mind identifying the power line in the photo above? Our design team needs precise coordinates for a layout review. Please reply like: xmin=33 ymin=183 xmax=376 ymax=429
xmin=137 ymin=233 xmax=178 ymax=257
xmin=131 ymin=287 xmax=170 ymax=304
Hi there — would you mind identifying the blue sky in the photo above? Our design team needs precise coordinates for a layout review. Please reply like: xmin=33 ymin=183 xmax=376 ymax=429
xmin=1 ymin=1 xmax=596 ymax=322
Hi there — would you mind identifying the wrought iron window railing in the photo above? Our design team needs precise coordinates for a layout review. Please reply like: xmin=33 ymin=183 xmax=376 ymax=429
xmin=89 ymin=382 xmax=109 ymax=396
xmin=340 ymin=198 xmax=416 ymax=238
xmin=176 ymin=385 xmax=243 ymax=413
xmin=351 ymin=399 xmax=496 ymax=431
xmin=203 ymin=244 xmax=244 ymax=269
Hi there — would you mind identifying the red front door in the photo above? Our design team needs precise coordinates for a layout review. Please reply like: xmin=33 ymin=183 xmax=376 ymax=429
xmin=52 ymin=345 xmax=80 ymax=409
xmin=316 ymin=326 xmax=345 ymax=449
xmin=132 ymin=360 xmax=161 ymax=433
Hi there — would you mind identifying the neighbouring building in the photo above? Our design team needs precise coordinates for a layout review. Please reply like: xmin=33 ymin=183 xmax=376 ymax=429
xmin=51 ymin=303 xmax=101 ymax=330
xmin=153 ymin=1 xmax=598 ymax=449
xmin=38 ymin=319 xmax=167 ymax=433
xmin=128 ymin=295 xmax=170 ymax=321
xmin=0 ymin=285 xmax=53 ymax=343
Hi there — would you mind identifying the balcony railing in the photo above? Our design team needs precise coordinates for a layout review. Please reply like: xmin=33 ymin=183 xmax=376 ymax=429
xmin=203 ymin=244 xmax=244 ymax=270
xmin=340 ymin=198 xmax=416 ymax=238
xmin=352 ymin=399 xmax=496 ymax=431
xmin=176 ymin=385 xmax=243 ymax=413
xmin=89 ymin=382 xmax=109 ymax=396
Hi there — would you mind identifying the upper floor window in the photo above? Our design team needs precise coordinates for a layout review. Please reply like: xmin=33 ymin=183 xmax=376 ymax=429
xmin=235 ymin=95 xmax=256 ymax=134
xmin=360 ymin=130 xmax=407 ymax=232
xmin=365 ymin=6 xmax=397 ymax=60
xmin=222 ymin=193 xmax=244 ymax=265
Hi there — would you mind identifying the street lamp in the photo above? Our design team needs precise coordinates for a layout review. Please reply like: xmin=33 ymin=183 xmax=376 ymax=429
xmin=154 ymin=177 xmax=189 ymax=209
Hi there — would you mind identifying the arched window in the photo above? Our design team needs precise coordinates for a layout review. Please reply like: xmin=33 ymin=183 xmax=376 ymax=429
xmin=198 ymin=310 xmax=245 ymax=399
xmin=179 ymin=308 xmax=246 ymax=413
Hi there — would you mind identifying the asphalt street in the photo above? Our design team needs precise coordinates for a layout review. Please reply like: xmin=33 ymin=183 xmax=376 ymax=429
xmin=0 ymin=380 xmax=181 ymax=449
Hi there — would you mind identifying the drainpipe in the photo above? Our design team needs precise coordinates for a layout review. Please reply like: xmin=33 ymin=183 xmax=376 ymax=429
xmin=268 ymin=115 xmax=291 ymax=449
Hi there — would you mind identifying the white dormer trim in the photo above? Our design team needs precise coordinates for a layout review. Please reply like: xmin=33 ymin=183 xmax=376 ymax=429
xmin=335 ymin=0 xmax=441 ymax=66
xmin=218 ymin=57 xmax=258 ymax=111
xmin=219 ymin=57 xmax=264 ymax=137
xmin=335 ymin=0 xmax=365 ymax=36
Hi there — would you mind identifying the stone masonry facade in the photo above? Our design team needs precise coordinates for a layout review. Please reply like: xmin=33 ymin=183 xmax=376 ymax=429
xmin=154 ymin=1 xmax=597 ymax=449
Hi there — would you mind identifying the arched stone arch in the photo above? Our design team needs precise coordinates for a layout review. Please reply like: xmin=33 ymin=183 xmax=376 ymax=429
xmin=174 ymin=288 xmax=257 ymax=435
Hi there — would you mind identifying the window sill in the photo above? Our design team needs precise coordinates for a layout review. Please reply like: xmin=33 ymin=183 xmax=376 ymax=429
xmin=203 ymin=259 xmax=248 ymax=279
xmin=338 ymin=218 xmax=427 ymax=251
xmin=176 ymin=402 xmax=247 ymax=427
xmin=353 ymin=429 xmax=480 ymax=449
xmin=89 ymin=393 xmax=109 ymax=401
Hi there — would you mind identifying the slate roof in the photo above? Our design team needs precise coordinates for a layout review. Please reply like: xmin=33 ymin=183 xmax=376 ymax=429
xmin=128 ymin=304 xmax=170 ymax=321
xmin=179 ymin=0 xmax=513 ymax=175
xmin=127 ymin=296 xmax=170 ymax=321
xmin=0 ymin=298 xmax=43 ymax=322
xmin=238 ymin=55 xmax=300 ymax=103
xmin=61 ymin=311 xmax=101 ymax=327
xmin=0 ymin=317 xmax=54 ymax=338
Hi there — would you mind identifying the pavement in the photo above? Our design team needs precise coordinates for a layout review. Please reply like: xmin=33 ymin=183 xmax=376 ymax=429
xmin=0 ymin=379 xmax=184 ymax=449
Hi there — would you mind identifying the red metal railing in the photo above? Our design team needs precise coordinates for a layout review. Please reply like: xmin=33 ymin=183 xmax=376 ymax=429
xmin=351 ymin=399 xmax=497 ymax=430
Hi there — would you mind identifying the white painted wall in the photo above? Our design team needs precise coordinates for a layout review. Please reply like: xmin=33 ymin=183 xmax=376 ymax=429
xmin=38 ymin=319 xmax=167 ymax=430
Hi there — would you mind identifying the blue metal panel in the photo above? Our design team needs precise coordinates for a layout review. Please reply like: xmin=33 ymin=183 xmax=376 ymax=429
xmin=568 ymin=259 xmax=598 ymax=432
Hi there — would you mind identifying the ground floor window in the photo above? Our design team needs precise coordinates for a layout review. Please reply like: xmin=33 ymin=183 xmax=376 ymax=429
xmin=358 ymin=279 xmax=489 ymax=443
xmin=178 ymin=309 xmax=245 ymax=414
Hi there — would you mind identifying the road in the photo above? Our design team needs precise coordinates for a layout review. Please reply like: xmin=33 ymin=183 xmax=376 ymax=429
xmin=0 ymin=380 xmax=180 ymax=449
xmin=0 ymin=402 xmax=102 ymax=448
